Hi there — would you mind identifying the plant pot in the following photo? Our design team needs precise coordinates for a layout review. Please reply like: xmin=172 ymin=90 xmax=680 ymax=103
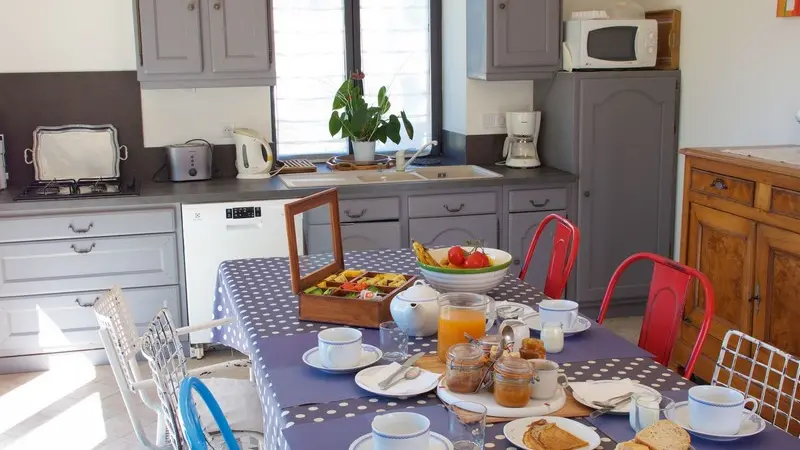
xmin=352 ymin=141 xmax=377 ymax=162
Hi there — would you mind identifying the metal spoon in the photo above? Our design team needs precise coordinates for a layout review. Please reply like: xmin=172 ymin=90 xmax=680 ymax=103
xmin=473 ymin=328 xmax=512 ymax=394
xmin=589 ymin=393 xmax=634 ymax=419
xmin=383 ymin=366 xmax=421 ymax=390
xmin=501 ymin=324 xmax=515 ymax=352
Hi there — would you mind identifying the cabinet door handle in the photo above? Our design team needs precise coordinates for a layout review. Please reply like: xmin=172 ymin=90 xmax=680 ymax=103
xmin=187 ymin=2 xmax=196 ymax=11
xmin=213 ymin=2 xmax=221 ymax=10
xmin=750 ymin=282 xmax=761 ymax=314
xmin=683 ymin=316 xmax=692 ymax=325
xmin=344 ymin=209 xmax=367 ymax=219
xmin=444 ymin=203 xmax=465 ymax=213
xmin=583 ymin=191 xmax=591 ymax=198
xmin=529 ymin=199 xmax=550 ymax=208
xmin=68 ymin=222 xmax=94 ymax=234
xmin=75 ymin=297 xmax=99 ymax=308
xmin=513 ymin=259 xmax=520 ymax=265
xmin=710 ymin=178 xmax=729 ymax=190
xmin=71 ymin=243 xmax=96 ymax=254
xmin=499 ymin=3 xmax=507 ymax=9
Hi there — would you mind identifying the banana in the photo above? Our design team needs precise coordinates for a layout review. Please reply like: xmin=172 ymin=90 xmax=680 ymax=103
xmin=412 ymin=240 xmax=440 ymax=267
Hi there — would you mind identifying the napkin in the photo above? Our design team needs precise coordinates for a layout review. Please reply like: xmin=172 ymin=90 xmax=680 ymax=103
xmin=569 ymin=379 xmax=637 ymax=405
xmin=361 ymin=363 xmax=441 ymax=396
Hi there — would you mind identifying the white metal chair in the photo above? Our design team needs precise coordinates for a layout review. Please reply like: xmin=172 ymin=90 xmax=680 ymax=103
xmin=93 ymin=286 xmax=251 ymax=449
xmin=713 ymin=330 xmax=800 ymax=437
xmin=140 ymin=307 xmax=264 ymax=449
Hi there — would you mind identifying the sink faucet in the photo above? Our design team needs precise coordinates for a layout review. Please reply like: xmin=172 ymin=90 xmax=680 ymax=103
xmin=396 ymin=141 xmax=438 ymax=172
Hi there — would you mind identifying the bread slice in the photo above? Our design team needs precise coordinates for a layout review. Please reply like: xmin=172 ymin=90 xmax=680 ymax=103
xmin=615 ymin=441 xmax=650 ymax=450
xmin=522 ymin=419 xmax=589 ymax=450
xmin=634 ymin=420 xmax=691 ymax=450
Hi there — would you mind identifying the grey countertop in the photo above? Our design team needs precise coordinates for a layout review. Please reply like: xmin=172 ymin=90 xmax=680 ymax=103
xmin=0 ymin=164 xmax=576 ymax=214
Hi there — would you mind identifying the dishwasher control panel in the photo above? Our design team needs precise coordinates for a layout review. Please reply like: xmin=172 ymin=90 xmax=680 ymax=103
xmin=226 ymin=207 xmax=262 ymax=219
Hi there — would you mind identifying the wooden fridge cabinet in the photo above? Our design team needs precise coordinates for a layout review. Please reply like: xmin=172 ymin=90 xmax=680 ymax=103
xmin=675 ymin=146 xmax=800 ymax=381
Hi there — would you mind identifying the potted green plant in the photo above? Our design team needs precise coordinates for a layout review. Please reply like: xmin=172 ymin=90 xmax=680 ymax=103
xmin=328 ymin=71 xmax=414 ymax=162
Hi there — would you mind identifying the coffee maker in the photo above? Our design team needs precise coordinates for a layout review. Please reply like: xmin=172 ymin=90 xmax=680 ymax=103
xmin=502 ymin=112 xmax=542 ymax=169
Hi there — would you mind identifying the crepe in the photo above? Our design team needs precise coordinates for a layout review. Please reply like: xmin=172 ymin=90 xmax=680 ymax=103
xmin=522 ymin=419 xmax=589 ymax=450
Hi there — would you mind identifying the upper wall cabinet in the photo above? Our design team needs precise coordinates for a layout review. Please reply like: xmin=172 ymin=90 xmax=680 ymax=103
xmin=134 ymin=0 xmax=276 ymax=89
xmin=467 ymin=0 xmax=562 ymax=80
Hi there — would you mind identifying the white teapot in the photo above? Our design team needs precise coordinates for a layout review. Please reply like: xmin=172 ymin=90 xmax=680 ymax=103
xmin=390 ymin=280 xmax=440 ymax=337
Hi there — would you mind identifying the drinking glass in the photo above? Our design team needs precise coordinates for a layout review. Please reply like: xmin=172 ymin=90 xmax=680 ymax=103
xmin=448 ymin=401 xmax=487 ymax=450
xmin=379 ymin=321 xmax=408 ymax=362
xmin=541 ymin=322 xmax=565 ymax=353
xmin=629 ymin=394 xmax=675 ymax=432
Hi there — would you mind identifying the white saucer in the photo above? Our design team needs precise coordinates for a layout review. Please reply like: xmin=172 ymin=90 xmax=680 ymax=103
xmin=570 ymin=380 xmax=659 ymax=414
xmin=523 ymin=314 xmax=592 ymax=335
xmin=354 ymin=365 xmax=440 ymax=398
xmin=349 ymin=432 xmax=454 ymax=450
xmin=665 ymin=401 xmax=767 ymax=441
xmin=302 ymin=345 xmax=382 ymax=374
xmin=504 ymin=416 xmax=600 ymax=450
xmin=495 ymin=300 xmax=536 ymax=317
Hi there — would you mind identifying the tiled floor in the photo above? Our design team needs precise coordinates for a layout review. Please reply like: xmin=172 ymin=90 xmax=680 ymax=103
xmin=0 ymin=318 xmax=643 ymax=449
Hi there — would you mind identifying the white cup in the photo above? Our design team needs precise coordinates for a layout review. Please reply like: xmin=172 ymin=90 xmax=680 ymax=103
xmin=688 ymin=385 xmax=759 ymax=435
xmin=318 ymin=327 xmax=362 ymax=369
xmin=371 ymin=412 xmax=430 ymax=450
xmin=538 ymin=300 xmax=579 ymax=329
xmin=530 ymin=359 xmax=564 ymax=400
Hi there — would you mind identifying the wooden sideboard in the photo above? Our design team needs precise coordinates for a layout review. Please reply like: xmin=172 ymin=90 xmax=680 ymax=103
xmin=674 ymin=146 xmax=800 ymax=381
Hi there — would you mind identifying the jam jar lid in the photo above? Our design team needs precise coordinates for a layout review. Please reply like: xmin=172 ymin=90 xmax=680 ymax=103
xmin=447 ymin=343 xmax=484 ymax=365
xmin=494 ymin=355 xmax=533 ymax=378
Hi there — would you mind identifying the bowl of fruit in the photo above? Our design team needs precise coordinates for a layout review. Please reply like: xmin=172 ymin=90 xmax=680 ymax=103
xmin=412 ymin=241 xmax=512 ymax=294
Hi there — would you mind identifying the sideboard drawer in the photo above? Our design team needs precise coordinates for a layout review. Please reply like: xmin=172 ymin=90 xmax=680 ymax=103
xmin=0 ymin=209 xmax=176 ymax=243
xmin=0 ymin=285 xmax=180 ymax=357
xmin=0 ymin=234 xmax=179 ymax=297
xmin=508 ymin=188 xmax=567 ymax=213
xmin=408 ymin=192 xmax=497 ymax=218
xmin=690 ymin=169 xmax=755 ymax=206
xmin=771 ymin=187 xmax=800 ymax=220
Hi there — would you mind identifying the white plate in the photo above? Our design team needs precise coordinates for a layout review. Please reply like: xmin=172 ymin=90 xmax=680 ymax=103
xmin=302 ymin=345 xmax=382 ymax=374
xmin=495 ymin=300 xmax=536 ymax=317
xmin=354 ymin=365 xmax=440 ymax=398
xmin=570 ymin=380 xmax=660 ymax=414
xmin=523 ymin=314 xmax=592 ymax=335
xmin=665 ymin=401 xmax=767 ymax=442
xmin=349 ymin=432 xmax=454 ymax=450
xmin=437 ymin=382 xmax=566 ymax=418
xmin=503 ymin=416 xmax=601 ymax=450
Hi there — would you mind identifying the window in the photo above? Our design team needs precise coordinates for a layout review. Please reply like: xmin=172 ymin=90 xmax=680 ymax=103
xmin=272 ymin=0 xmax=440 ymax=158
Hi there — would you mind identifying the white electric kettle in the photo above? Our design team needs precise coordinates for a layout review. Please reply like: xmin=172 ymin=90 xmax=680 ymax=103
xmin=233 ymin=128 xmax=273 ymax=179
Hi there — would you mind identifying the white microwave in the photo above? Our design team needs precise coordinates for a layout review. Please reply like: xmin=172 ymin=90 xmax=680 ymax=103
xmin=563 ymin=19 xmax=658 ymax=70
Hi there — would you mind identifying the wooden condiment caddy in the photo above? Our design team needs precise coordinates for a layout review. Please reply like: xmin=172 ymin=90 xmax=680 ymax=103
xmin=284 ymin=188 xmax=416 ymax=328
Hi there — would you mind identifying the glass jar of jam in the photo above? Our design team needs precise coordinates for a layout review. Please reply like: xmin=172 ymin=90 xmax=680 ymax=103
xmin=493 ymin=355 xmax=533 ymax=408
xmin=445 ymin=343 xmax=487 ymax=394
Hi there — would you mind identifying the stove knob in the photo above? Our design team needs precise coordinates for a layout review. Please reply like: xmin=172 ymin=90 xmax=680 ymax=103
xmin=189 ymin=168 xmax=197 ymax=177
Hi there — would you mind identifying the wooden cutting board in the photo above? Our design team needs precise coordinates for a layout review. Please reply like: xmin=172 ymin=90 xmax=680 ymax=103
xmin=416 ymin=355 xmax=592 ymax=423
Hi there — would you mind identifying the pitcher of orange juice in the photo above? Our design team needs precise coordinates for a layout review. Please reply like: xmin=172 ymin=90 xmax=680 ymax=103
xmin=437 ymin=293 xmax=495 ymax=362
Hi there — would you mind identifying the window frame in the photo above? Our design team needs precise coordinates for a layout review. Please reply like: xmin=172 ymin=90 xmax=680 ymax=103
xmin=270 ymin=0 xmax=443 ymax=160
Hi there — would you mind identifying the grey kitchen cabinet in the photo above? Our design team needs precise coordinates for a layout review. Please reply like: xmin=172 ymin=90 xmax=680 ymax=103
xmin=307 ymin=222 xmax=402 ymax=255
xmin=0 ymin=286 xmax=180 ymax=358
xmin=467 ymin=0 xmax=562 ymax=80
xmin=410 ymin=215 xmax=498 ymax=249
xmin=508 ymin=210 xmax=566 ymax=292
xmin=408 ymin=192 xmax=497 ymax=218
xmin=134 ymin=0 xmax=276 ymax=88
xmin=0 ymin=234 xmax=179 ymax=297
xmin=537 ymin=71 xmax=679 ymax=307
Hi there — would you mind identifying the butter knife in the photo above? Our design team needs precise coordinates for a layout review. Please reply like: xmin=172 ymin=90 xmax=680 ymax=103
xmin=378 ymin=352 xmax=425 ymax=390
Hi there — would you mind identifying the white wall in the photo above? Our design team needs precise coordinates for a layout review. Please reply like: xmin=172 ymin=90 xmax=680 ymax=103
xmin=466 ymin=80 xmax=534 ymax=135
xmin=0 ymin=0 xmax=272 ymax=146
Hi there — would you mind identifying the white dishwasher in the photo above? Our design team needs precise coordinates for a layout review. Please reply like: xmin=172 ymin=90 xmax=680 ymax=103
xmin=182 ymin=199 xmax=303 ymax=345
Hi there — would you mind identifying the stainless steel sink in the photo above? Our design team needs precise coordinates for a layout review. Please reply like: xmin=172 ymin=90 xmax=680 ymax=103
xmin=278 ymin=165 xmax=501 ymax=188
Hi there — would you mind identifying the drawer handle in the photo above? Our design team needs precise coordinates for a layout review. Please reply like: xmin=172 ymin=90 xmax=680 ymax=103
xmin=529 ymin=199 xmax=550 ymax=208
xmin=68 ymin=222 xmax=94 ymax=234
xmin=710 ymin=178 xmax=729 ymax=191
xmin=71 ymin=243 xmax=96 ymax=254
xmin=344 ymin=209 xmax=367 ymax=219
xmin=444 ymin=203 xmax=465 ymax=213
xmin=75 ymin=297 xmax=99 ymax=308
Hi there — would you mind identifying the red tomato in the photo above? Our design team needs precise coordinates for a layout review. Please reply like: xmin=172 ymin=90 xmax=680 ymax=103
xmin=448 ymin=246 xmax=467 ymax=266
xmin=464 ymin=251 xmax=490 ymax=269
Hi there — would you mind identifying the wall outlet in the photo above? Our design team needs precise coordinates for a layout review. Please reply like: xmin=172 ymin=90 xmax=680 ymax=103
xmin=481 ymin=113 xmax=506 ymax=130
xmin=222 ymin=124 xmax=235 ymax=138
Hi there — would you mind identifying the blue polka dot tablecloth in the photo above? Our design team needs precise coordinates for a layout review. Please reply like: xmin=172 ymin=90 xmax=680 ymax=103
xmin=210 ymin=249 xmax=688 ymax=450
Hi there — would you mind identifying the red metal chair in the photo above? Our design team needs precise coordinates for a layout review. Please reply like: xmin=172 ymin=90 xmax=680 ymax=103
xmin=518 ymin=214 xmax=580 ymax=299
xmin=596 ymin=252 xmax=715 ymax=380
